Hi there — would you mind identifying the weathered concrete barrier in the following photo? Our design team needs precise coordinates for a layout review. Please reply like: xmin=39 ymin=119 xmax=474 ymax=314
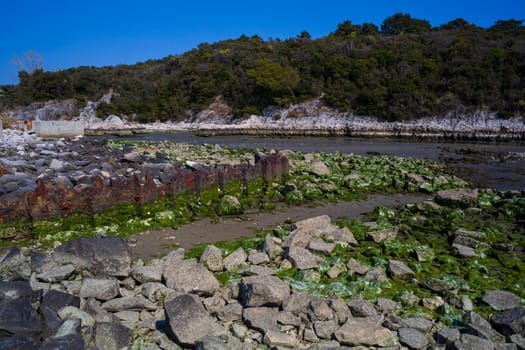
xmin=0 ymin=152 xmax=289 ymax=223
xmin=33 ymin=120 xmax=84 ymax=138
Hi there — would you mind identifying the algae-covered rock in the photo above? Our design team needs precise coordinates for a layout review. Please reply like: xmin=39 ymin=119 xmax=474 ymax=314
xmin=218 ymin=195 xmax=242 ymax=216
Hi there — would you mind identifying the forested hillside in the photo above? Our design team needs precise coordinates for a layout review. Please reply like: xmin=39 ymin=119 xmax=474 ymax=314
xmin=1 ymin=14 xmax=524 ymax=122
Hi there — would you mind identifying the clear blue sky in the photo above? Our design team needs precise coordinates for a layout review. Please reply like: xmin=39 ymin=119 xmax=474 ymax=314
xmin=1 ymin=0 xmax=523 ymax=85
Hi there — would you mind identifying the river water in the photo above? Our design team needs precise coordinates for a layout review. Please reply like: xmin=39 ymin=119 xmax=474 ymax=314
xmin=92 ymin=132 xmax=525 ymax=191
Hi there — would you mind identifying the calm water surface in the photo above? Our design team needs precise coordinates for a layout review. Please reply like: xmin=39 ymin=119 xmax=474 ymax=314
xmin=92 ymin=132 xmax=525 ymax=190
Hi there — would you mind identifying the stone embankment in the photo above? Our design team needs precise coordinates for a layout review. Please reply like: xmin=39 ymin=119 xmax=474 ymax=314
xmin=0 ymin=192 xmax=523 ymax=349
xmin=0 ymin=130 xmax=289 ymax=223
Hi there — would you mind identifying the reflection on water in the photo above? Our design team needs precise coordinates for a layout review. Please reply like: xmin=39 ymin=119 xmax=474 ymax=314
xmin=90 ymin=132 xmax=525 ymax=190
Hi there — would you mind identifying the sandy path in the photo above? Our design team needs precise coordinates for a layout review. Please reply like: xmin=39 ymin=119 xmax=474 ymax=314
xmin=129 ymin=193 xmax=431 ymax=260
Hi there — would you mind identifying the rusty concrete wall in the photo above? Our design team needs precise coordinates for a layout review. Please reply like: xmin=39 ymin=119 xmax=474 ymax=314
xmin=0 ymin=152 xmax=289 ymax=223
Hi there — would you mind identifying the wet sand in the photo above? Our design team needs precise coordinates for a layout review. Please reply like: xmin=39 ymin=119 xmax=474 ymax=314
xmin=129 ymin=193 xmax=431 ymax=260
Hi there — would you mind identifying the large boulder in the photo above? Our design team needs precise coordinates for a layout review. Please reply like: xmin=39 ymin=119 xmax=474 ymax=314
xmin=52 ymin=237 xmax=131 ymax=277
xmin=334 ymin=318 xmax=399 ymax=347
xmin=287 ymin=246 xmax=318 ymax=270
xmin=239 ymin=275 xmax=290 ymax=307
xmin=482 ymin=290 xmax=521 ymax=311
xmin=0 ymin=297 xmax=41 ymax=337
xmin=435 ymin=188 xmax=478 ymax=207
xmin=223 ymin=247 xmax=247 ymax=271
xmin=242 ymin=307 xmax=278 ymax=333
xmin=165 ymin=294 xmax=221 ymax=346
xmin=199 ymin=245 xmax=224 ymax=272
xmin=94 ymin=322 xmax=133 ymax=350
xmin=491 ymin=307 xmax=525 ymax=336
xmin=285 ymin=215 xmax=333 ymax=248
xmin=79 ymin=278 xmax=120 ymax=301
xmin=398 ymin=327 xmax=429 ymax=349
xmin=163 ymin=259 xmax=219 ymax=296
xmin=309 ymin=160 xmax=330 ymax=176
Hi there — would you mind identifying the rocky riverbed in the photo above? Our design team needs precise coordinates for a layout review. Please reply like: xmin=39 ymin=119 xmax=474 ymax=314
xmin=0 ymin=187 xmax=524 ymax=349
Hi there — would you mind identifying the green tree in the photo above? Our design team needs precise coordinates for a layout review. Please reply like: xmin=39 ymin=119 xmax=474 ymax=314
xmin=246 ymin=60 xmax=300 ymax=104
xmin=381 ymin=13 xmax=432 ymax=34
xmin=334 ymin=20 xmax=359 ymax=38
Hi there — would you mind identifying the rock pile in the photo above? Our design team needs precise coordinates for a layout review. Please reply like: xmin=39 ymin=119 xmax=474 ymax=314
xmin=0 ymin=213 xmax=523 ymax=349
xmin=0 ymin=134 xmax=289 ymax=223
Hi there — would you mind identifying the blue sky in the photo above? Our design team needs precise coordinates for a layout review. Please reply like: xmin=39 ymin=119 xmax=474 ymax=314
xmin=1 ymin=0 xmax=523 ymax=85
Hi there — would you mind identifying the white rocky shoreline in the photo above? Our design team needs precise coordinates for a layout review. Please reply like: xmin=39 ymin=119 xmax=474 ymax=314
xmin=5 ymin=95 xmax=525 ymax=139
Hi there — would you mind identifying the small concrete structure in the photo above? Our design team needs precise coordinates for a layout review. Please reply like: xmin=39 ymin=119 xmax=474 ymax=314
xmin=33 ymin=120 xmax=84 ymax=138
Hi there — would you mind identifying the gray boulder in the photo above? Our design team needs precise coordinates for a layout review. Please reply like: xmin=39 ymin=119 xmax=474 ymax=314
xmin=242 ymin=307 xmax=278 ymax=333
xmin=387 ymin=259 xmax=415 ymax=277
xmin=346 ymin=258 xmax=370 ymax=275
xmin=263 ymin=329 xmax=299 ymax=348
xmin=195 ymin=336 xmax=228 ymax=350
xmin=0 ymin=281 xmax=33 ymax=303
xmin=239 ymin=274 xmax=290 ymax=307
xmin=491 ymin=307 xmax=525 ymax=336
xmin=36 ymin=264 xmax=76 ymax=283
xmin=308 ymin=239 xmax=336 ymax=255
xmin=309 ymin=160 xmax=330 ymax=176
xmin=131 ymin=265 xmax=163 ymax=283
xmin=0 ymin=247 xmax=31 ymax=281
xmin=52 ymin=237 xmax=131 ymax=277
xmin=282 ymin=291 xmax=318 ymax=316
xmin=334 ymin=318 xmax=399 ymax=347
xmin=79 ymin=278 xmax=119 ymax=301
xmin=214 ymin=303 xmax=243 ymax=322
xmin=261 ymin=234 xmax=280 ymax=259
xmin=163 ymin=259 xmax=219 ymax=296
xmin=223 ymin=247 xmax=247 ymax=271
xmin=347 ymin=299 xmax=377 ymax=317
xmin=0 ymin=297 xmax=41 ymax=337
xmin=285 ymin=215 xmax=333 ymax=248
xmin=322 ymin=227 xmax=358 ymax=245
xmin=199 ymin=245 xmax=224 ymax=272
xmin=0 ymin=336 xmax=40 ymax=350
xmin=314 ymin=320 xmax=337 ymax=339
xmin=287 ymin=246 xmax=318 ymax=270
xmin=454 ymin=333 xmax=495 ymax=350
xmin=483 ymin=290 xmax=521 ymax=311
xmin=165 ymin=294 xmax=220 ymax=346
xmin=453 ymin=243 xmax=479 ymax=258
xmin=248 ymin=252 xmax=270 ymax=265
xmin=435 ymin=326 xmax=461 ymax=347
xmin=464 ymin=311 xmax=506 ymax=343
xmin=95 ymin=322 xmax=133 ymax=350
xmin=367 ymin=228 xmax=398 ymax=243
xmin=398 ymin=327 xmax=429 ymax=349
xmin=435 ymin=188 xmax=478 ymax=207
